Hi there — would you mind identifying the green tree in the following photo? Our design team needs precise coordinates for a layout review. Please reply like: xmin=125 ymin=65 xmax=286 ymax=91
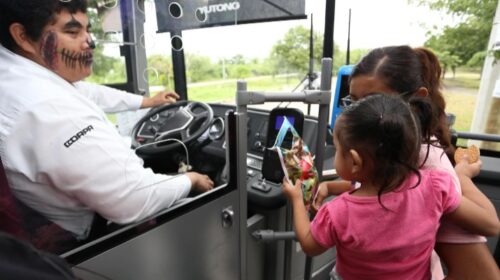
xmin=228 ymin=54 xmax=247 ymax=65
xmin=332 ymin=49 xmax=370 ymax=74
xmin=248 ymin=58 xmax=273 ymax=76
xmin=231 ymin=65 xmax=251 ymax=79
xmin=412 ymin=0 xmax=498 ymax=67
xmin=147 ymin=54 xmax=173 ymax=88
xmin=433 ymin=50 xmax=462 ymax=77
xmin=270 ymin=26 xmax=325 ymax=74
xmin=185 ymin=54 xmax=218 ymax=82
xmin=466 ymin=50 xmax=487 ymax=69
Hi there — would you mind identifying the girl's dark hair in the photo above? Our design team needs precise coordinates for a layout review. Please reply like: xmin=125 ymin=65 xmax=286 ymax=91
xmin=350 ymin=45 xmax=454 ymax=164
xmin=0 ymin=0 xmax=88 ymax=51
xmin=336 ymin=94 xmax=427 ymax=207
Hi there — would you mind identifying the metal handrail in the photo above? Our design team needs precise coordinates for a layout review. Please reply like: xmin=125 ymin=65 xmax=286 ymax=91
xmin=455 ymin=131 xmax=500 ymax=143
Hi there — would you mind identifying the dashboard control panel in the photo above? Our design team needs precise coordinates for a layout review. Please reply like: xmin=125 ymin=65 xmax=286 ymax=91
xmin=208 ymin=104 xmax=320 ymax=210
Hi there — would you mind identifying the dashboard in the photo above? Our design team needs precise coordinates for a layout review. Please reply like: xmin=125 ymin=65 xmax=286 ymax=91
xmin=132 ymin=102 xmax=333 ymax=210
xmin=202 ymin=104 xmax=324 ymax=210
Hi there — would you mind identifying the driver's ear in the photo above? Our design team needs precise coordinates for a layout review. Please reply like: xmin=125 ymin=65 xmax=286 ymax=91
xmin=9 ymin=23 xmax=38 ymax=54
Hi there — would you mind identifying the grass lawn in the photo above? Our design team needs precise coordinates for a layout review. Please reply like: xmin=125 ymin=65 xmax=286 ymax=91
xmin=442 ymin=69 xmax=480 ymax=132
xmin=443 ymin=70 xmax=481 ymax=89
xmin=188 ymin=84 xmax=236 ymax=102
xmin=443 ymin=91 xmax=476 ymax=132
xmin=187 ymin=75 xmax=302 ymax=103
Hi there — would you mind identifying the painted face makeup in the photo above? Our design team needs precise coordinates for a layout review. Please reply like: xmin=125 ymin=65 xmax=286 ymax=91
xmin=39 ymin=11 xmax=95 ymax=82
xmin=59 ymin=48 xmax=93 ymax=69
xmin=40 ymin=31 xmax=94 ymax=71
xmin=40 ymin=32 xmax=59 ymax=70
xmin=57 ymin=15 xmax=94 ymax=70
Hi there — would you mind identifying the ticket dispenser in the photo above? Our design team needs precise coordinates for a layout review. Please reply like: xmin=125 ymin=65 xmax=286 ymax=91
xmin=330 ymin=65 xmax=354 ymax=128
xmin=261 ymin=108 xmax=304 ymax=184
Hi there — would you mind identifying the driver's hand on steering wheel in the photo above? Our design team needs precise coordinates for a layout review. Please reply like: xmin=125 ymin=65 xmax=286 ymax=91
xmin=141 ymin=91 xmax=180 ymax=108
xmin=186 ymin=172 xmax=214 ymax=192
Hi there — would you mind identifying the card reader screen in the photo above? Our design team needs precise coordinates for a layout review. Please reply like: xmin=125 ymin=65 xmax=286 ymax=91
xmin=275 ymin=116 xmax=295 ymax=130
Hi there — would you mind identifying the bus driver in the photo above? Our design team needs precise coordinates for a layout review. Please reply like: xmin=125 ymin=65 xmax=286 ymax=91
xmin=0 ymin=0 xmax=214 ymax=243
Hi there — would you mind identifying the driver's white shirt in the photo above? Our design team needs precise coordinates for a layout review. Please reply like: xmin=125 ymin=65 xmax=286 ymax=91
xmin=0 ymin=45 xmax=191 ymax=239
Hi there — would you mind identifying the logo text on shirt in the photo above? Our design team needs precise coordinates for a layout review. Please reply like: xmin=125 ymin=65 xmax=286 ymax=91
xmin=64 ymin=125 xmax=94 ymax=148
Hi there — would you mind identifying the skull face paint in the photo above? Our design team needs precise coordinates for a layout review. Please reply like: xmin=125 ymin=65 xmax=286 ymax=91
xmin=38 ymin=11 xmax=94 ymax=82
xmin=40 ymin=32 xmax=59 ymax=70
xmin=59 ymin=48 xmax=93 ymax=69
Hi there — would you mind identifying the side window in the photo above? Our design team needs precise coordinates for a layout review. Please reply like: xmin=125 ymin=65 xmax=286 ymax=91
xmin=86 ymin=2 xmax=127 ymax=85
xmin=443 ymin=58 xmax=500 ymax=152
xmin=142 ymin=0 xmax=175 ymax=98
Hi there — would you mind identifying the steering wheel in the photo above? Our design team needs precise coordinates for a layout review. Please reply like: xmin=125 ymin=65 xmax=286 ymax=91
xmin=131 ymin=101 xmax=214 ymax=156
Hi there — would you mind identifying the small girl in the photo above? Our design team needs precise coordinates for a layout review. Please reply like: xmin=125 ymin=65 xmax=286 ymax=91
xmin=282 ymin=94 xmax=499 ymax=280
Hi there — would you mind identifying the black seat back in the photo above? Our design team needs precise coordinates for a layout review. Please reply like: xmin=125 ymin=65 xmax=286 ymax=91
xmin=0 ymin=157 xmax=27 ymax=239
xmin=0 ymin=157 xmax=77 ymax=254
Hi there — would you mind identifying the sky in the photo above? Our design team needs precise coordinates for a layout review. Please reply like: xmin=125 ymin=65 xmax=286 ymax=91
xmin=102 ymin=0 xmax=454 ymax=59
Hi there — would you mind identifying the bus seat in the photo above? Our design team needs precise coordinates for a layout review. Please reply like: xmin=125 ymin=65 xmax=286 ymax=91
xmin=0 ymin=157 xmax=27 ymax=239
xmin=0 ymin=157 xmax=77 ymax=254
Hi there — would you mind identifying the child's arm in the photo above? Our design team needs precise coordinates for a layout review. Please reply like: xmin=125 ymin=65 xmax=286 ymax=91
xmin=446 ymin=159 xmax=500 ymax=236
xmin=456 ymin=158 xmax=498 ymax=222
xmin=312 ymin=180 xmax=352 ymax=212
xmin=282 ymin=179 xmax=328 ymax=256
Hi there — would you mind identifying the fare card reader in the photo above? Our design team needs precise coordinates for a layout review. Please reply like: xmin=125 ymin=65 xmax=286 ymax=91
xmin=330 ymin=65 xmax=354 ymax=128
xmin=261 ymin=108 xmax=304 ymax=184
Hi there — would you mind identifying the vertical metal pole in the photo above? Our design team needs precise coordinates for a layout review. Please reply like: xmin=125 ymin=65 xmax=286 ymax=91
xmin=309 ymin=14 xmax=314 ymax=85
xmin=470 ymin=1 xmax=500 ymax=150
xmin=346 ymin=8 xmax=351 ymax=65
xmin=307 ymin=13 xmax=314 ymax=115
xmin=283 ymin=201 xmax=293 ymax=280
xmin=304 ymin=58 xmax=333 ymax=280
xmin=322 ymin=0 xmax=336 ymax=59
xmin=171 ymin=30 xmax=188 ymax=100
xmin=236 ymin=81 xmax=248 ymax=280
xmin=315 ymin=58 xmax=333 ymax=178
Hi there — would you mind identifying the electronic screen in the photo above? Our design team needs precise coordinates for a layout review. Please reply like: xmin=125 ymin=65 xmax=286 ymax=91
xmin=262 ymin=108 xmax=304 ymax=183
xmin=275 ymin=116 xmax=295 ymax=130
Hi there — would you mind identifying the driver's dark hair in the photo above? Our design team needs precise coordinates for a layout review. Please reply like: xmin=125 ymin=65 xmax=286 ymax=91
xmin=0 ymin=0 xmax=88 ymax=52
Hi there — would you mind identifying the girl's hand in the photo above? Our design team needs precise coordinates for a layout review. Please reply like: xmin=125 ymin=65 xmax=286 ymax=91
xmin=312 ymin=182 xmax=329 ymax=213
xmin=282 ymin=178 xmax=303 ymax=202
xmin=455 ymin=155 xmax=482 ymax=179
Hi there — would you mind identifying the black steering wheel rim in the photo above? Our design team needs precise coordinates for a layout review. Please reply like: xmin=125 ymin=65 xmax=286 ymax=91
xmin=131 ymin=101 xmax=214 ymax=156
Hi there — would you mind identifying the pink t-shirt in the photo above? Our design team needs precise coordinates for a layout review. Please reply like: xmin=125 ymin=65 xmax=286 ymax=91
xmin=310 ymin=169 xmax=460 ymax=280
xmin=420 ymin=144 xmax=486 ymax=243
